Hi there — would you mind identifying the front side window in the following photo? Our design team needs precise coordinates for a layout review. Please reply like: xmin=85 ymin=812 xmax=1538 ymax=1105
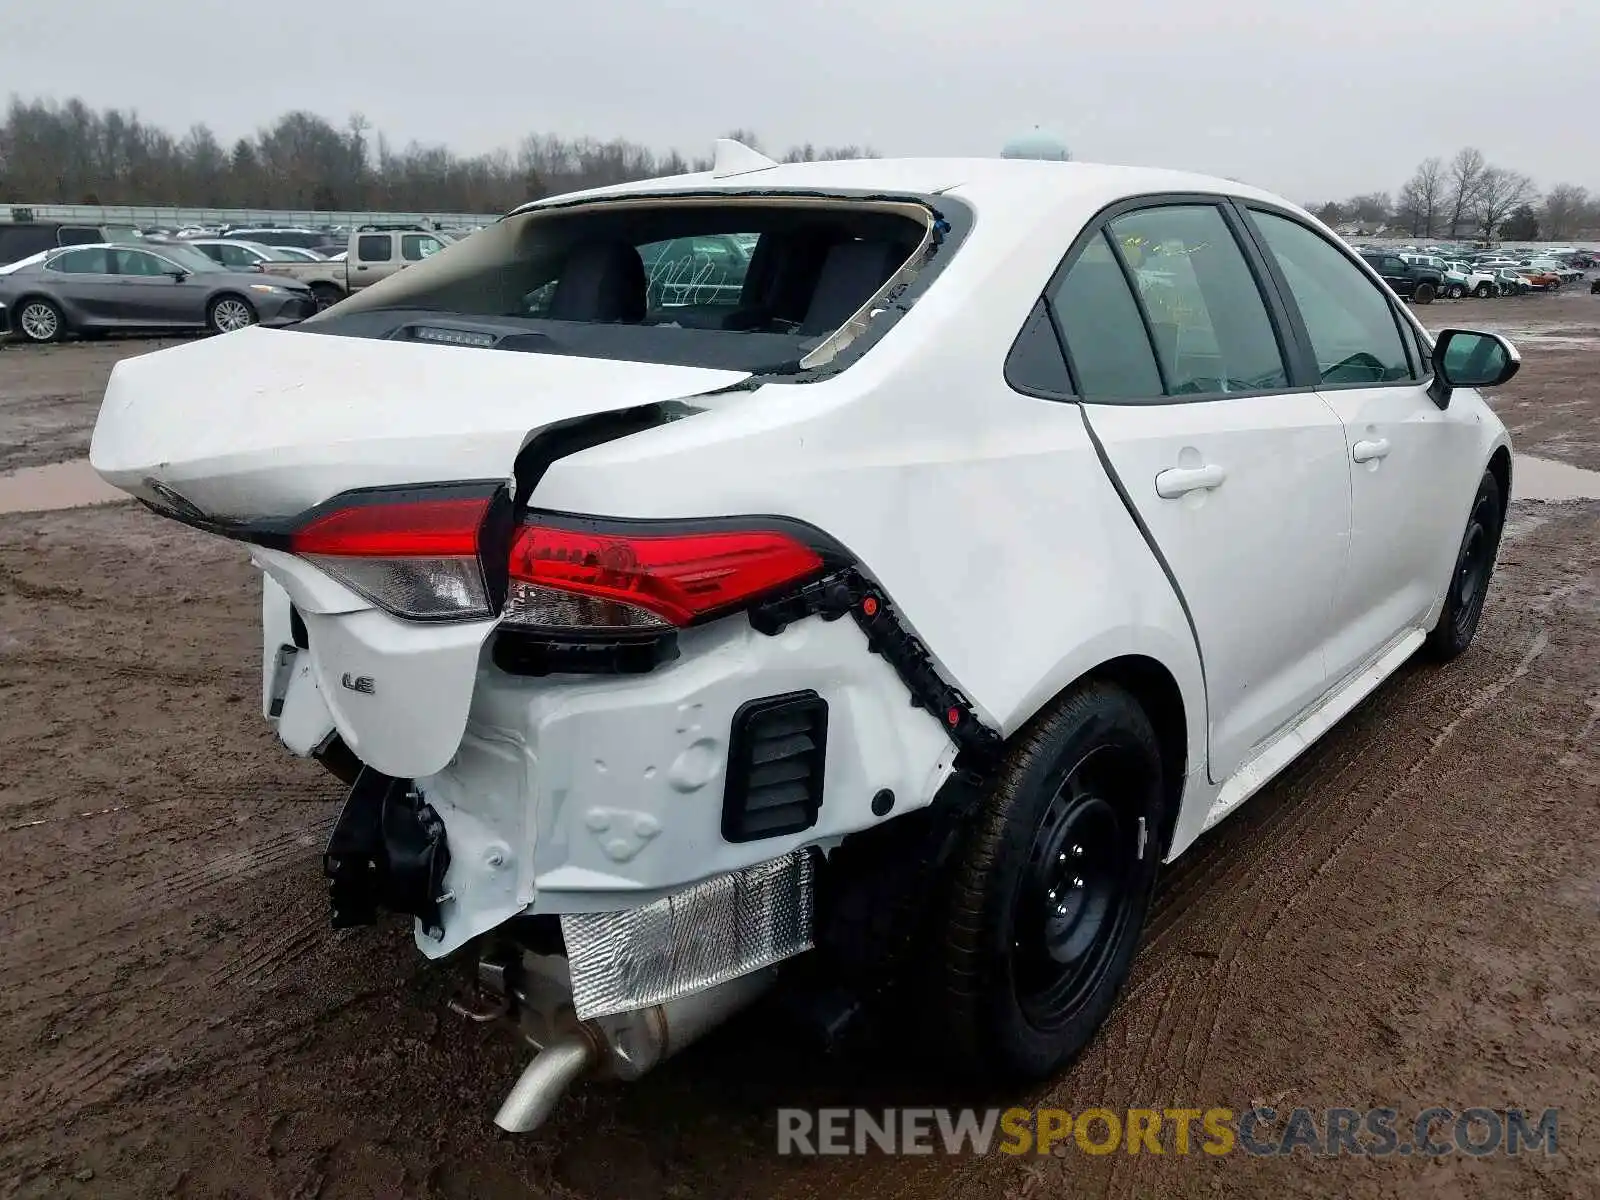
xmin=48 ymin=247 xmax=111 ymax=274
xmin=112 ymin=249 xmax=171 ymax=276
xmin=639 ymin=235 xmax=752 ymax=308
xmin=1108 ymin=204 xmax=1288 ymax=396
xmin=218 ymin=242 xmax=262 ymax=268
xmin=1048 ymin=231 xmax=1163 ymax=400
xmin=1249 ymin=210 xmax=1413 ymax=385
xmin=401 ymin=234 xmax=445 ymax=261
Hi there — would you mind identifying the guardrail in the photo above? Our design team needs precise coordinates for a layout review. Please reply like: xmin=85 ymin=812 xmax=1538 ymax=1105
xmin=4 ymin=202 xmax=502 ymax=228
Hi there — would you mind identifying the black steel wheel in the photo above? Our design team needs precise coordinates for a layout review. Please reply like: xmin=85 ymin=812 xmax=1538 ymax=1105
xmin=935 ymin=681 xmax=1168 ymax=1080
xmin=1425 ymin=470 xmax=1504 ymax=661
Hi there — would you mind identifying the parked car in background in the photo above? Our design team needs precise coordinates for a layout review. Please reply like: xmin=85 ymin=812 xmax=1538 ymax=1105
xmin=1459 ymin=262 xmax=1504 ymax=299
xmin=90 ymin=152 xmax=1519 ymax=1135
xmin=266 ymin=245 xmax=328 ymax=262
xmin=1516 ymin=266 xmax=1563 ymax=291
xmin=0 ymin=241 xmax=315 ymax=341
xmin=221 ymin=226 xmax=339 ymax=253
xmin=257 ymin=226 xmax=452 ymax=309
xmin=0 ymin=221 xmax=140 ymax=267
xmin=1360 ymin=250 xmax=1444 ymax=303
xmin=1494 ymin=268 xmax=1532 ymax=296
xmin=181 ymin=238 xmax=298 ymax=271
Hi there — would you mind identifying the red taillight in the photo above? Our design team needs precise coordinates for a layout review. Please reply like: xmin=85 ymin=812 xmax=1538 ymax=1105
xmin=505 ymin=521 xmax=825 ymax=630
xmin=290 ymin=491 xmax=496 ymax=621
xmin=290 ymin=497 xmax=489 ymax=558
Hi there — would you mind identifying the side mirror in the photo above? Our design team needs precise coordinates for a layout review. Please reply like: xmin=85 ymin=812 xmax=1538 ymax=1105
xmin=1428 ymin=328 xmax=1520 ymax=408
xmin=166 ymin=269 xmax=189 ymax=282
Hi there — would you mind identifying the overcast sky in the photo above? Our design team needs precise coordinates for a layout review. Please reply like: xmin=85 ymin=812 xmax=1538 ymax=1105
xmin=4 ymin=0 xmax=1596 ymax=201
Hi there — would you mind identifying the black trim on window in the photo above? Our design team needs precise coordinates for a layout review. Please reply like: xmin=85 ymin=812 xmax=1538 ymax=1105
xmin=1218 ymin=200 xmax=1318 ymax=388
xmin=1102 ymin=225 xmax=1173 ymax=397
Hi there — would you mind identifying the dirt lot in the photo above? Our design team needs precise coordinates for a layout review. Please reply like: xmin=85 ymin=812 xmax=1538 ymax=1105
xmin=1 ymin=295 xmax=1598 ymax=1199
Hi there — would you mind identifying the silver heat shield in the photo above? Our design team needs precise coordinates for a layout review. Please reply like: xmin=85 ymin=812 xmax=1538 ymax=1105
xmin=561 ymin=849 xmax=815 ymax=1020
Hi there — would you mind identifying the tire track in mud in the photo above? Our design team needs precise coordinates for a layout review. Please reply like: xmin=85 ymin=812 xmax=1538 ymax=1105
xmin=0 ymin=819 xmax=333 ymax=984
xmin=0 ymin=651 xmax=252 ymax=690
xmin=3 ymin=832 xmax=339 ymax=1134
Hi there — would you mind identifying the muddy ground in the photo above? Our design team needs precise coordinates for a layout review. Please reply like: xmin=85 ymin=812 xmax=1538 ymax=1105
xmin=0 ymin=293 xmax=1597 ymax=1198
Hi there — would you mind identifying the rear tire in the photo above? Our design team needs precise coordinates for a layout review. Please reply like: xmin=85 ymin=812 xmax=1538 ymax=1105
xmin=1447 ymin=284 xmax=1465 ymax=299
xmin=1424 ymin=470 xmax=1504 ymax=662
xmin=310 ymin=282 xmax=346 ymax=311
xmin=1474 ymin=282 xmax=1493 ymax=298
xmin=934 ymin=682 xmax=1168 ymax=1081
xmin=15 ymin=297 xmax=65 ymax=343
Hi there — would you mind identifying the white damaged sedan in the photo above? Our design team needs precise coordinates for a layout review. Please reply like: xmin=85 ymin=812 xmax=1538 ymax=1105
xmin=90 ymin=142 xmax=1518 ymax=1131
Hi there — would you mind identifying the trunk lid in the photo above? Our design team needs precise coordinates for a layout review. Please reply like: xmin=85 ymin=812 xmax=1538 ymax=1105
xmin=90 ymin=327 xmax=750 ymax=779
xmin=89 ymin=326 xmax=749 ymax=518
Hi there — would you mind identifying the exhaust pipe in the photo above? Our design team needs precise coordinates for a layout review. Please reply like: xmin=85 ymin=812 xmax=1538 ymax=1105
xmin=492 ymin=967 xmax=777 ymax=1134
xmin=494 ymin=1033 xmax=597 ymax=1133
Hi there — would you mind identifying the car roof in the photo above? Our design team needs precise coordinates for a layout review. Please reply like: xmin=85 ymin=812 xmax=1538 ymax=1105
xmin=507 ymin=157 xmax=1295 ymax=220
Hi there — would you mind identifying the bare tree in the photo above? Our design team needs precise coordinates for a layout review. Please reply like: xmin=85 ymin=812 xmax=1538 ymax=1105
xmin=1396 ymin=156 xmax=1445 ymax=237
xmin=1542 ymin=183 xmax=1589 ymax=241
xmin=0 ymin=96 xmax=873 ymax=212
xmin=1472 ymin=167 xmax=1537 ymax=240
xmin=1446 ymin=147 xmax=1486 ymax=237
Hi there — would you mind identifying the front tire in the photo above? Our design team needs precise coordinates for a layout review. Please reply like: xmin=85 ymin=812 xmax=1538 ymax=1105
xmin=1447 ymin=284 xmax=1465 ymax=299
xmin=935 ymin=682 xmax=1168 ymax=1081
xmin=15 ymin=297 xmax=65 ymax=343
xmin=1413 ymin=282 xmax=1437 ymax=304
xmin=1424 ymin=470 xmax=1504 ymax=661
xmin=207 ymin=294 xmax=257 ymax=334
xmin=1474 ymin=282 xmax=1494 ymax=299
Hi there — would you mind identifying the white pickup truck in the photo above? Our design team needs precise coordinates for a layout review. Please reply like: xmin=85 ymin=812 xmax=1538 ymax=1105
xmin=260 ymin=227 xmax=456 ymax=309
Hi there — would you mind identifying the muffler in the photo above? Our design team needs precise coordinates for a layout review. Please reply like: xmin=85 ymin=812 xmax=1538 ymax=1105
xmin=491 ymin=966 xmax=778 ymax=1134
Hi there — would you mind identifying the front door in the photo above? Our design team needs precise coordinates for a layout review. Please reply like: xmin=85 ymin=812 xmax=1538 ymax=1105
xmin=1052 ymin=201 xmax=1352 ymax=783
xmin=1242 ymin=207 xmax=1482 ymax=683
xmin=109 ymin=248 xmax=203 ymax=327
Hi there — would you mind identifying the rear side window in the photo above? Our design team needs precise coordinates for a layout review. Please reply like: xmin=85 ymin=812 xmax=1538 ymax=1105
xmin=1248 ymin=210 xmax=1413 ymax=385
xmin=217 ymin=242 xmax=261 ymax=268
xmin=48 ymin=247 xmax=111 ymax=274
xmin=1049 ymin=231 xmax=1163 ymax=400
xmin=358 ymin=235 xmax=393 ymax=262
xmin=1107 ymin=205 xmax=1288 ymax=395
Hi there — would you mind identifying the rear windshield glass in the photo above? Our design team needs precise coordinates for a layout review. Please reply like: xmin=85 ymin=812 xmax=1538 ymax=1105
xmin=303 ymin=198 xmax=948 ymax=376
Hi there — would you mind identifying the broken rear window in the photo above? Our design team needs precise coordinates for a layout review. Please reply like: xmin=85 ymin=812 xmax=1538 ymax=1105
xmin=301 ymin=196 xmax=964 ymax=376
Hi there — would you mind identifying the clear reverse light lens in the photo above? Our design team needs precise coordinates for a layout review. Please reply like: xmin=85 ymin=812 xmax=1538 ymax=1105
xmin=304 ymin=554 xmax=490 ymax=620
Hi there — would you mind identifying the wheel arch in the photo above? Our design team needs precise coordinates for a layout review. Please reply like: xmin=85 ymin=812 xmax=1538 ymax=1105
xmin=998 ymin=644 xmax=1200 ymax=864
xmin=1487 ymin=443 xmax=1512 ymax=514
xmin=1077 ymin=654 xmax=1189 ymax=858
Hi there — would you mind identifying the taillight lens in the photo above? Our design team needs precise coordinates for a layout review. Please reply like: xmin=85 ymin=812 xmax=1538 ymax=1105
xmin=290 ymin=491 xmax=496 ymax=620
xmin=505 ymin=520 xmax=825 ymax=630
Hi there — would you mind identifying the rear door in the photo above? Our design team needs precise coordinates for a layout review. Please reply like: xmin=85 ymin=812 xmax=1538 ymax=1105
xmin=1241 ymin=206 xmax=1484 ymax=681
xmin=42 ymin=247 xmax=122 ymax=323
xmin=1058 ymin=199 xmax=1352 ymax=783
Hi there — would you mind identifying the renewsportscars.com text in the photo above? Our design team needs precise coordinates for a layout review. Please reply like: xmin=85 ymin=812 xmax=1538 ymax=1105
xmin=776 ymin=1106 xmax=1559 ymax=1158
